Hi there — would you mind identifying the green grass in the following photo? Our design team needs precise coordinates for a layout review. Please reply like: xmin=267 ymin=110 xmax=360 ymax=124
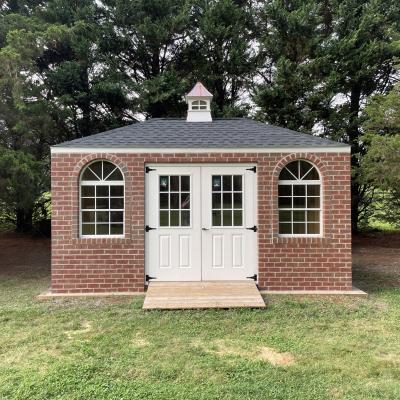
xmin=1 ymin=269 xmax=400 ymax=399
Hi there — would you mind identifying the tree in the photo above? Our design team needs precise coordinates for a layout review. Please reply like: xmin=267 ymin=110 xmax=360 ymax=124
xmin=253 ymin=0 xmax=327 ymax=132
xmin=98 ymin=0 xmax=193 ymax=118
xmin=254 ymin=0 xmax=400 ymax=232
xmin=359 ymin=85 xmax=400 ymax=228
xmin=187 ymin=0 xmax=258 ymax=116
xmin=0 ymin=146 xmax=48 ymax=232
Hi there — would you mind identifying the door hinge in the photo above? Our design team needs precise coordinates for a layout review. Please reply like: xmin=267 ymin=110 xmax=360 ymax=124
xmin=146 ymin=274 xmax=156 ymax=281
xmin=246 ymin=225 xmax=258 ymax=232
xmin=145 ymin=166 xmax=156 ymax=173
xmin=246 ymin=274 xmax=257 ymax=281
xmin=246 ymin=166 xmax=256 ymax=173
xmin=145 ymin=225 xmax=156 ymax=232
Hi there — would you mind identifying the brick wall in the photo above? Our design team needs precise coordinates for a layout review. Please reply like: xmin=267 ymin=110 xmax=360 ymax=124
xmin=51 ymin=152 xmax=352 ymax=293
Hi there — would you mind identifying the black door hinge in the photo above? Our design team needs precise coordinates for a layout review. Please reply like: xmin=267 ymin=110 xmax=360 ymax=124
xmin=246 ymin=274 xmax=257 ymax=281
xmin=145 ymin=225 xmax=156 ymax=232
xmin=246 ymin=225 xmax=258 ymax=232
xmin=146 ymin=274 xmax=156 ymax=281
xmin=246 ymin=166 xmax=256 ymax=173
xmin=145 ymin=166 xmax=156 ymax=173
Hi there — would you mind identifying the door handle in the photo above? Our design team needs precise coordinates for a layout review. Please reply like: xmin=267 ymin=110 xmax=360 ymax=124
xmin=202 ymin=227 xmax=209 ymax=231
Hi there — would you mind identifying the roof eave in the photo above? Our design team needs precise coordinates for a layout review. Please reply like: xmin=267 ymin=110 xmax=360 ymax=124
xmin=50 ymin=145 xmax=351 ymax=154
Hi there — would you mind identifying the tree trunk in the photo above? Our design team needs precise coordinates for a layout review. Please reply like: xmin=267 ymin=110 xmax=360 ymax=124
xmin=348 ymin=82 xmax=362 ymax=233
xmin=15 ymin=208 xmax=33 ymax=233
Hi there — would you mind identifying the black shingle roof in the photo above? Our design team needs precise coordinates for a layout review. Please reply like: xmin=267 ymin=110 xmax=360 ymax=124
xmin=54 ymin=118 xmax=348 ymax=148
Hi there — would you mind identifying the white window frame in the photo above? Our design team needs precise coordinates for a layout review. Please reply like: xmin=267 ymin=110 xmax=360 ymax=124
xmin=278 ymin=161 xmax=322 ymax=238
xmin=79 ymin=160 xmax=125 ymax=239
xmin=191 ymin=99 xmax=208 ymax=111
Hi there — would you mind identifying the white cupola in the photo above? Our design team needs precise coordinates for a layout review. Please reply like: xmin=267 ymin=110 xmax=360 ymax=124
xmin=185 ymin=82 xmax=213 ymax=122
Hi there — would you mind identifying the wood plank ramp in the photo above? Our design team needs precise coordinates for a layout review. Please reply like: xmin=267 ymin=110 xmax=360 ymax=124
xmin=143 ymin=281 xmax=266 ymax=310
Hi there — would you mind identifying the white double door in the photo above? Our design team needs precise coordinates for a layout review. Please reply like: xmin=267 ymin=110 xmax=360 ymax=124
xmin=145 ymin=165 xmax=257 ymax=281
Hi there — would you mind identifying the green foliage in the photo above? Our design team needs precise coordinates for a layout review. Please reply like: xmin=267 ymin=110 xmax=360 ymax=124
xmin=1 ymin=0 xmax=400 ymax=231
xmin=0 ymin=147 xmax=48 ymax=231
xmin=359 ymin=83 xmax=400 ymax=228
xmin=254 ymin=0 xmax=400 ymax=231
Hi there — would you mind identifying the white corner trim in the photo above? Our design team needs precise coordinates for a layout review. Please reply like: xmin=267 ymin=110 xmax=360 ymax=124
xmin=51 ymin=146 xmax=351 ymax=154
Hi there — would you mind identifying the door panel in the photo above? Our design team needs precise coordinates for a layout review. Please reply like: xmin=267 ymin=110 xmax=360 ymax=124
xmin=201 ymin=166 xmax=257 ymax=281
xmin=146 ymin=167 xmax=201 ymax=281
xmin=145 ymin=165 xmax=257 ymax=282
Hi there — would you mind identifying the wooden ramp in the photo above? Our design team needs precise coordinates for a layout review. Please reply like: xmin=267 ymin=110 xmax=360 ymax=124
xmin=143 ymin=281 xmax=266 ymax=310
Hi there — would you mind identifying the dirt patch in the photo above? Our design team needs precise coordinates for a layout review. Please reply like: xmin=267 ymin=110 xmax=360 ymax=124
xmin=0 ymin=232 xmax=50 ymax=277
xmin=199 ymin=339 xmax=295 ymax=367
xmin=352 ymin=233 xmax=400 ymax=290
xmin=258 ymin=346 xmax=295 ymax=366
xmin=64 ymin=321 xmax=92 ymax=339
xmin=131 ymin=333 xmax=149 ymax=348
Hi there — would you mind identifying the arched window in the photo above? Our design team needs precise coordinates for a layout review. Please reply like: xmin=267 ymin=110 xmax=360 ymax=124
xmin=278 ymin=160 xmax=321 ymax=236
xmin=191 ymin=100 xmax=208 ymax=110
xmin=80 ymin=160 xmax=124 ymax=237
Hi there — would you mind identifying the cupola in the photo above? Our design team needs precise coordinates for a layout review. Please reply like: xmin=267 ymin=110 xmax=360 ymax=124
xmin=185 ymin=82 xmax=213 ymax=122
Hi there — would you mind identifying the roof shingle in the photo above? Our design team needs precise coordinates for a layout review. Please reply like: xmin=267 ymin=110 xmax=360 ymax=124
xmin=54 ymin=118 xmax=348 ymax=149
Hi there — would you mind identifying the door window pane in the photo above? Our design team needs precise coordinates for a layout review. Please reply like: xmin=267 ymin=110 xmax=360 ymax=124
xmin=160 ymin=193 xmax=169 ymax=209
xmin=160 ymin=176 xmax=169 ymax=191
xmin=233 ymin=210 xmax=242 ymax=226
xmin=170 ymin=193 xmax=179 ymax=209
xmin=170 ymin=176 xmax=179 ymax=191
xmin=160 ymin=211 xmax=169 ymax=227
xmin=212 ymin=174 xmax=244 ymax=227
xmin=181 ymin=193 xmax=190 ymax=209
xmin=233 ymin=176 xmax=242 ymax=191
xmin=159 ymin=175 xmax=191 ymax=227
xmin=212 ymin=210 xmax=221 ymax=226
xmin=233 ymin=193 xmax=242 ymax=209
xmin=212 ymin=193 xmax=221 ymax=209
xmin=223 ymin=210 xmax=232 ymax=226
xmin=181 ymin=211 xmax=190 ymax=226
xmin=212 ymin=176 xmax=221 ymax=191
xmin=170 ymin=211 xmax=180 ymax=226
xmin=223 ymin=193 xmax=232 ymax=209
xmin=181 ymin=176 xmax=190 ymax=191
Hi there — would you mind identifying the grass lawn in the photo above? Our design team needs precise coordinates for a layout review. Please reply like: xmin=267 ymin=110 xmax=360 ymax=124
xmin=0 ymin=234 xmax=400 ymax=399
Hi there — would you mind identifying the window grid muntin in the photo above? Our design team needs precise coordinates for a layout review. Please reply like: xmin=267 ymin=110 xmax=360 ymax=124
xmin=212 ymin=175 xmax=243 ymax=227
xmin=278 ymin=161 xmax=321 ymax=236
xmin=159 ymin=175 xmax=191 ymax=227
xmin=80 ymin=161 xmax=124 ymax=237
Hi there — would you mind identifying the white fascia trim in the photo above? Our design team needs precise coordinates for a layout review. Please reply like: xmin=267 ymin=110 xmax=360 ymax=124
xmin=51 ymin=146 xmax=350 ymax=154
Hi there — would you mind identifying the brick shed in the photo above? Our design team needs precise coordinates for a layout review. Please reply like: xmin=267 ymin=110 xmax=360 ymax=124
xmin=50 ymin=83 xmax=352 ymax=295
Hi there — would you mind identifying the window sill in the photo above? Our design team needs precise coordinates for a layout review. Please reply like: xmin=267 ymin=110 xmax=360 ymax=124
xmin=80 ymin=235 xmax=125 ymax=239
xmin=273 ymin=235 xmax=328 ymax=245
